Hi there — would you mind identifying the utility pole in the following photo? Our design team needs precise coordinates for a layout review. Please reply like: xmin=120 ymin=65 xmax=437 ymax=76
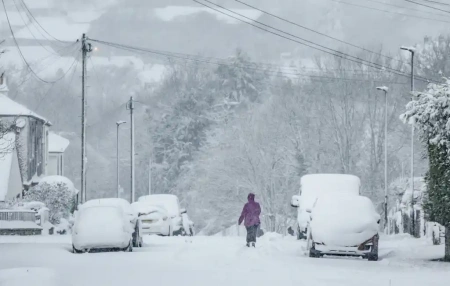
xmin=116 ymin=121 xmax=126 ymax=198
xmin=376 ymin=86 xmax=389 ymax=233
xmin=400 ymin=46 xmax=416 ymax=237
xmin=80 ymin=34 xmax=92 ymax=203
xmin=128 ymin=96 xmax=135 ymax=203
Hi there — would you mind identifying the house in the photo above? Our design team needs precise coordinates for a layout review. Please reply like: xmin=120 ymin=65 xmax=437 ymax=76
xmin=0 ymin=74 xmax=51 ymax=203
xmin=47 ymin=132 xmax=69 ymax=176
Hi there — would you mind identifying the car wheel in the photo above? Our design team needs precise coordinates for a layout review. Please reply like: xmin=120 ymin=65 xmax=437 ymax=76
xmin=367 ymin=254 xmax=378 ymax=261
xmin=72 ymin=245 xmax=82 ymax=254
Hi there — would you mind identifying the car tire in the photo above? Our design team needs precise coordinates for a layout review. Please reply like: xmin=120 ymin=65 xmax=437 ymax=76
xmin=72 ymin=245 xmax=83 ymax=254
xmin=367 ymin=254 xmax=378 ymax=261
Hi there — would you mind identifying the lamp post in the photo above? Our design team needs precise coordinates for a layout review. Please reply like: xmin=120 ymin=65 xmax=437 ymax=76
xmin=116 ymin=120 xmax=126 ymax=198
xmin=400 ymin=46 xmax=416 ymax=237
xmin=376 ymin=86 xmax=389 ymax=232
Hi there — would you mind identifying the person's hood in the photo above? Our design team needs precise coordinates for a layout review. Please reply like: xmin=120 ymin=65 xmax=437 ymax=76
xmin=247 ymin=193 xmax=255 ymax=202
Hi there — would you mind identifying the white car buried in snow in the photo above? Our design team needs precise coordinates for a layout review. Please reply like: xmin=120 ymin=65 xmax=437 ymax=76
xmin=80 ymin=198 xmax=143 ymax=248
xmin=72 ymin=205 xmax=133 ymax=253
xmin=291 ymin=174 xmax=361 ymax=240
xmin=308 ymin=195 xmax=380 ymax=261
xmin=138 ymin=194 xmax=190 ymax=236
xmin=132 ymin=202 xmax=172 ymax=236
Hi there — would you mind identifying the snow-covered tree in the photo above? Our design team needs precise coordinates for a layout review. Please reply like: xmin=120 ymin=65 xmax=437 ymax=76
xmin=401 ymin=80 xmax=450 ymax=261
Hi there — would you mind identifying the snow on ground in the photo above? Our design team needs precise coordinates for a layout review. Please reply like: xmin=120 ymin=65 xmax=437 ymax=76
xmin=0 ymin=234 xmax=449 ymax=286
xmin=154 ymin=6 xmax=262 ymax=24
xmin=0 ymin=267 xmax=69 ymax=286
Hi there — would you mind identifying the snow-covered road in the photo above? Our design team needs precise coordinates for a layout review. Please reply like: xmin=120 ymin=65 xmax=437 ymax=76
xmin=0 ymin=234 xmax=449 ymax=286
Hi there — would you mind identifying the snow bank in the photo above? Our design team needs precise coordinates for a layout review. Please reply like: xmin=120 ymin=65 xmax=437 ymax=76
xmin=0 ymin=268 xmax=69 ymax=286
xmin=138 ymin=195 xmax=180 ymax=217
xmin=310 ymin=195 xmax=380 ymax=247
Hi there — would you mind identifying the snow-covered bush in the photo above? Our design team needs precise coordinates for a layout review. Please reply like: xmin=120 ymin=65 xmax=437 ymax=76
xmin=24 ymin=176 xmax=78 ymax=225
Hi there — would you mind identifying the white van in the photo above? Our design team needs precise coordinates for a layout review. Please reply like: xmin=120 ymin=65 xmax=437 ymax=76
xmin=290 ymin=174 xmax=361 ymax=239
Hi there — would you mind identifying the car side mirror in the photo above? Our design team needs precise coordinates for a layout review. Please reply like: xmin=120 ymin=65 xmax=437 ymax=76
xmin=306 ymin=208 xmax=312 ymax=214
xmin=180 ymin=208 xmax=187 ymax=214
xmin=291 ymin=195 xmax=301 ymax=208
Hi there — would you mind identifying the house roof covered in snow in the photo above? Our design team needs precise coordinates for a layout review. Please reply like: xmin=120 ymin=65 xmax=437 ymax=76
xmin=0 ymin=92 xmax=50 ymax=124
xmin=48 ymin=133 xmax=70 ymax=153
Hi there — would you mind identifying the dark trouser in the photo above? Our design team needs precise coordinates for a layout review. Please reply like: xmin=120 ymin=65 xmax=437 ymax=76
xmin=246 ymin=224 xmax=259 ymax=243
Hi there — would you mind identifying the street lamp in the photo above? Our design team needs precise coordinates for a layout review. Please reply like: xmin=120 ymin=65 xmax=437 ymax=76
xmin=116 ymin=120 xmax=126 ymax=198
xmin=376 ymin=86 xmax=389 ymax=232
xmin=400 ymin=46 xmax=416 ymax=237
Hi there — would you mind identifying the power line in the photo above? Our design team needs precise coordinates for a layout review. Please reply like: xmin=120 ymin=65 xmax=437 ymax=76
xmin=11 ymin=0 xmax=58 ymax=55
xmin=363 ymin=0 xmax=449 ymax=17
xmin=326 ymin=0 xmax=450 ymax=23
xmin=418 ymin=0 xmax=450 ymax=6
xmin=34 ymin=53 xmax=80 ymax=111
xmin=2 ymin=0 xmax=79 ymax=84
xmin=194 ymin=0 xmax=433 ymax=82
xmin=404 ymin=0 xmax=450 ymax=13
xmin=234 ymin=0 xmax=404 ymax=65
xmin=18 ymin=0 xmax=68 ymax=44
xmin=90 ymin=38 xmax=409 ymax=84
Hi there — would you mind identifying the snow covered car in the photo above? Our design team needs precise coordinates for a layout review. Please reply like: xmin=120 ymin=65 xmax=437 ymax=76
xmin=80 ymin=198 xmax=143 ymax=247
xmin=131 ymin=202 xmax=172 ymax=236
xmin=138 ymin=194 xmax=193 ymax=236
xmin=291 ymin=174 xmax=361 ymax=239
xmin=72 ymin=205 xmax=134 ymax=253
xmin=308 ymin=195 xmax=381 ymax=261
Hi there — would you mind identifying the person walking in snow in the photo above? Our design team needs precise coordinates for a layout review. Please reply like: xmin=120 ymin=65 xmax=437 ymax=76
xmin=238 ymin=193 xmax=261 ymax=247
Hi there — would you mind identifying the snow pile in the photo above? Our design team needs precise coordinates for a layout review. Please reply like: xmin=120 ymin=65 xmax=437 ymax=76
xmin=310 ymin=195 xmax=380 ymax=247
xmin=0 ymin=268 xmax=69 ymax=286
xmin=138 ymin=195 xmax=180 ymax=217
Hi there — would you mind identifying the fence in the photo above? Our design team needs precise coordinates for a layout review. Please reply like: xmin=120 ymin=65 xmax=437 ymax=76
xmin=0 ymin=210 xmax=36 ymax=222
xmin=0 ymin=209 xmax=43 ymax=235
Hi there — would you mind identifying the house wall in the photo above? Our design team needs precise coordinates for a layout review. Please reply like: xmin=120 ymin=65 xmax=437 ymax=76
xmin=48 ymin=152 xmax=63 ymax=176
xmin=6 ymin=147 xmax=23 ymax=200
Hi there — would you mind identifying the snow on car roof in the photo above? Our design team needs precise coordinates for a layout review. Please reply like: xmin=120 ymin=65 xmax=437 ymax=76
xmin=82 ymin=198 xmax=134 ymax=216
xmin=131 ymin=202 xmax=168 ymax=216
xmin=300 ymin=174 xmax=360 ymax=210
xmin=137 ymin=194 xmax=179 ymax=216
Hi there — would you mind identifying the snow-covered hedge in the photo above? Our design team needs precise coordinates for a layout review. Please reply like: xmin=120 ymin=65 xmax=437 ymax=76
xmin=24 ymin=176 xmax=78 ymax=225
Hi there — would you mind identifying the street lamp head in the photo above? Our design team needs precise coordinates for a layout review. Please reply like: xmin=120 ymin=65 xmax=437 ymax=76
xmin=116 ymin=120 xmax=126 ymax=126
xmin=376 ymin=86 xmax=389 ymax=92
xmin=400 ymin=46 xmax=416 ymax=54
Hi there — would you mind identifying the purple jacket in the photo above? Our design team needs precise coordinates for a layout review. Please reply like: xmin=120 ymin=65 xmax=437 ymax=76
xmin=238 ymin=193 xmax=261 ymax=227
